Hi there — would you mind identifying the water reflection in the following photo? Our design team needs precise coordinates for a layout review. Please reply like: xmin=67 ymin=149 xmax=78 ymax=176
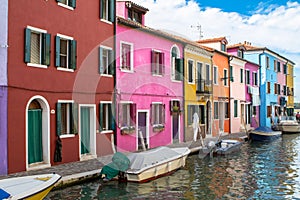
xmin=47 ymin=134 xmax=300 ymax=199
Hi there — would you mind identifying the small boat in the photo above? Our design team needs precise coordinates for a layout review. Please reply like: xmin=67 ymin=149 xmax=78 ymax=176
xmin=272 ymin=116 xmax=300 ymax=134
xmin=125 ymin=146 xmax=190 ymax=183
xmin=0 ymin=173 xmax=61 ymax=200
xmin=214 ymin=139 xmax=243 ymax=155
xmin=249 ymin=126 xmax=282 ymax=142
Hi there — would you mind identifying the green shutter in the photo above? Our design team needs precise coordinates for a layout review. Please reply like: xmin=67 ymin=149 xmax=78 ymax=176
xmin=69 ymin=40 xmax=77 ymax=70
xmin=109 ymin=49 xmax=115 ymax=75
xmin=71 ymin=103 xmax=78 ymax=134
xmin=108 ymin=0 xmax=115 ymax=22
xmin=230 ymin=66 xmax=234 ymax=82
xmin=69 ymin=0 xmax=76 ymax=8
xmin=100 ymin=0 xmax=104 ymax=19
xmin=42 ymin=33 xmax=51 ymax=66
xmin=99 ymin=103 xmax=103 ymax=131
xmin=24 ymin=28 xmax=31 ymax=63
xmin=108 ymin=104 xmax=114 ymax=130
xmin=56 ymin=103 xmax=62 ymax=136
xmin=175 ymin=58 xmax=183 ymax=80
xmin=99 ymin=47 xmax=104 ymax=74
xmin=55 ymin=36 xmax=60 ymax=67
xmin=56 ymin=0 xmax=63 ymax=2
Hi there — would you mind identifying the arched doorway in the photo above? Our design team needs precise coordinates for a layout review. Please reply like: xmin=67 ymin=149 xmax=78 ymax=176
xmin=26 ymin=96 xmax=50 ymax=170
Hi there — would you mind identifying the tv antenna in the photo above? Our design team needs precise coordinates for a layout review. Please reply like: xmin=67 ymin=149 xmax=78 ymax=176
xmin=191 ymin=24 xmax=203 ymax=40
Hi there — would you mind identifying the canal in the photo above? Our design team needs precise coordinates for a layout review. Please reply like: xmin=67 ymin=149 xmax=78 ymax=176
xmin=47 ymin=134 xmax=300 ymax=199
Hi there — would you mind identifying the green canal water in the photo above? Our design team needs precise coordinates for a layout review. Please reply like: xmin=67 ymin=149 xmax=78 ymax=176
xmin=47 ymin=134 xmax=300 ymax=199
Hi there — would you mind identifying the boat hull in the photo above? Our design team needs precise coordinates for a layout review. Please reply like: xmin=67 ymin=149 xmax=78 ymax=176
xmin=275 ymin=124 xmax=300 ymax=134
xmin=249 ymin=130 xmax=281 ymax=141
xmin=126 ymin=154 xmax=188 ymax=183
xmin=214 ymin=139 xmax=243 ymax=155
xmin=0 ymin=173 xmax=61 ymax=200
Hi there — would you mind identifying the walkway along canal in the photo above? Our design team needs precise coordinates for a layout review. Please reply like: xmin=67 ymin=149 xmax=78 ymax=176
xmin=47 ymin=133 xmax=300 ymax=199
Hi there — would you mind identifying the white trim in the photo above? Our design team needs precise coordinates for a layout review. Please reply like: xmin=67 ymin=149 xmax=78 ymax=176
xmin=57 ymin=33 xmax=74 ymax=41
xmin=57 ymin=67 xmax=75 ymax=73
xmin=187 ymin=59 xmax=195 ymax=84
xmin=152 ymin=102 xmax=163 ymax=104
xmin=137 ymin=110 xmax=150 ymax=150
xmin=120 ymin=101 xmax=133 ymax=104
xmin=26 ymin=63 xmax=48 ymax=69
xmin=100 ymin=19 xmax=113 ymax=25
xmin=79 ymin=104 xmax=97 ymax=161
xmin=100 ymin=45 xmax=113 ymax=51
xmin=57 ymin=2 xmax=74 ymax=10
xmin=100 ymin=101 xmax=112 ymax=104
xmin=26 ymin=95 xmax=51 ymax=171
xmin=120 ymin=41 xmax=134 ymax=72
xmin=58 ymin=99 xmax=74 ymax=103
xmin=60 ymin=134 xmax=75 ymax=139
xmin=26 ymin=26 xmax=47 ymax=33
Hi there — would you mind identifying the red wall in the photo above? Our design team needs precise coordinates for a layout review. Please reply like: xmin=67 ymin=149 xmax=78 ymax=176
xmin=7 ymin=0 xmax=114 ymax=173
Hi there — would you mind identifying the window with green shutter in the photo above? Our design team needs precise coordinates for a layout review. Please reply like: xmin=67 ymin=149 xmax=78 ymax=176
xmin=99 ymin=46 xmax=114 ymax=75
xmin=55 ymin=35 xmax=77 ymax=71
xmin=175 ymin=58 xmax=183 ymax=81
xmin=234 ymin=100 xmax=238 ymax=117
xmin=56 ymin=102 xmax=78 ymax=136
xmin=56 ymin=0 xmax=76 ymax=9
xmin=99 ymin=102 xmax=114 ymax=132
xmin=24 ymin=27 xmax=50 ymax=66
xmin=100 ymin=0 xmax=115 ymax=22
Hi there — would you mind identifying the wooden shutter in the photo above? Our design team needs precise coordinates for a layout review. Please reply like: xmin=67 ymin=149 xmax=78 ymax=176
xmin=99 ymin=47 xmax=104 ymax=74
xmin=24 ymin=28 xmax=31 ymax=63
xmin=108 ymin=0 xmax=115 ymax=22
xmin=55 ymin=36 xmax=60 ymax=67
xmin=69 ymin=0 xmax=76 ymax=8
xmin=130 ymin=103 xmax=136 ymax=126
xmin=71 ymin=103 xmax=78 ymax=134
xmin=109 ymin=49 xmax=115 ymax=75
xmin=69 ymin=40 xmax=77 ymax=70
xmin=108 ymin=103 xmax=115 ymax=130
xmin=162 ymin=104 xmax=166 ymax=124
xmin=175 ymin=58 xmax=183 ymax=80
xmin=150 ymin=104 xmax=154 ymax=125
xmin=99 ymin=103 xmax=103 ymax=131
xmin=42 ymin=33 xmax=51 ymax=66
xmin=56 ymin=103 xmax=62 ymax=136
xmin=160 ymin=52 xmax=165 ymax=76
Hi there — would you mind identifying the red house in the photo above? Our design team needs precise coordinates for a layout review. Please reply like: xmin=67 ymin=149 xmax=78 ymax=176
xmin=1 ymin=0 xmax=116 ymax=174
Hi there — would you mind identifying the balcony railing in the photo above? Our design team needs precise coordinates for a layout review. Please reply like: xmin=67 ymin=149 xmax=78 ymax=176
xmin=196 ymin=79 xmax=212 ymax=94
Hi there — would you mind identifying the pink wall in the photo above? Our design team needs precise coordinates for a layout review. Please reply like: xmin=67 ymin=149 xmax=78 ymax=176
xmin=116 ymin=24 xmax=184 ymax=152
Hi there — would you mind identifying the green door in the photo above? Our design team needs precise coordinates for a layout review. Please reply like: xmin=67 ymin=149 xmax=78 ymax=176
xmin=28 ymin=109 xmax=43 ymax=164
xmin=81 ymin=107 xmax=90 ymax=154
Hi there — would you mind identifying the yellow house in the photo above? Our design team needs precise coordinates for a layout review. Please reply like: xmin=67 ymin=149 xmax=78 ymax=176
xmin=184 ymin=43 xmax=213 ymax=141
xmin=286 ymin=61 xmax=295 ymax=115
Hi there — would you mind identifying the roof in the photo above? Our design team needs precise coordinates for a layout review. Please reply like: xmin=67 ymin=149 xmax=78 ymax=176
xmin=197 ymin=37 xmax=228 ymax=44
xmin=117 ymin=1 xmax=149 ymax=12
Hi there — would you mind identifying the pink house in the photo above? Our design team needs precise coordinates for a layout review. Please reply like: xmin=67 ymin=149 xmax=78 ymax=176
xmin=115 ymin=1 xmax=184 ymax=152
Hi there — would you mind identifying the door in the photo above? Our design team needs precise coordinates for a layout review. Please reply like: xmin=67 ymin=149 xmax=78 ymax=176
xmin=172 ymin=113 xmax=179 ymax=143
xmin=28 ymin=109 xmax=43 ymax=164
xmin=219 ymin=102 xmax=224 ymax=131
xmin=81 ymin=107 xmax=91 ymax=155
xmin=138 ymin=112 xmax=148 ymax=150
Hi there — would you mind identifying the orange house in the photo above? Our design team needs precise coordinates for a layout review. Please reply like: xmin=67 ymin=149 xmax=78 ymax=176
xmin=198 ymin=37 xmax=230 ymax=137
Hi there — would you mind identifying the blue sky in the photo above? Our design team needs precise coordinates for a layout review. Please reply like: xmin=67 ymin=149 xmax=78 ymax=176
xmin=194 ymin=0 xmax=289 ymax=15
xmin=133 ymin=0 xmax=300 ymax=102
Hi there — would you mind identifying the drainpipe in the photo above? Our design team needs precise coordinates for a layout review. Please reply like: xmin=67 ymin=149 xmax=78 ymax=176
xmin=113 ymin=1 xmax=117 ymax=152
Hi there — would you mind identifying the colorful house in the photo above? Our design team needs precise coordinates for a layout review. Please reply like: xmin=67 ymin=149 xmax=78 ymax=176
xmin=115 ymin=1 xmax=184 ymax=152
xmin=286 ymin=61 xmax=296 ymax=115
xmin=227 ymin=43 xmax=261 ymax=130
xmin=243 ymin=44 xmax=294 ymax=127
xmin=197 ymin=37 xmax=230 ymax=137
xmin=0 ymin=0 xmax=115 ymax=175
xmin=183 ymin=43 xmax=213 ymax=141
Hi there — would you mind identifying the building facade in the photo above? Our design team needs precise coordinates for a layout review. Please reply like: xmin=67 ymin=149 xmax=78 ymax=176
xmin=1 ymin=0 xmax=115 ymax=175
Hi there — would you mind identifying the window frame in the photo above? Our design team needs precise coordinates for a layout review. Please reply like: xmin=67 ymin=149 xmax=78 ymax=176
xmin=223 ymin=68 xmax=228 ymax=86
xmin=99 ymin=101 xmax=114 ymax=133
xmin=213 ymin=66 xmax=218 ymax=85
xmin=188 ymin=59 xmax=195 ymax=84
xmin=151 ymin=102 xmax=165 ymax=126
xmin=120 ymin=41 xmax=134 ymax=72
xmin=100 ymin=0 xmax=114 ymax=23
xmin=151 ymin=49 xmax=165 ymax=76
xmin=118 ymin=102 xmax=136 ymax=129
xmin=214 ymin=102 xmax=219 ymax=119
xmin=99 ymin=45 xmax=114 ymax=76
xmin=266 ymin=56 xmax=270 ymax=69
xmin=240 ymin=68 xmax=244 ymax=83
xmin=234 ymin=100 xmax=238 ymax=118
xmin=252 ymin=71 xmax=258 ymax=86
xmin=245 ymin=70 xmax=250 ymax=85
xmin=57 ymin=0 xmax=76 ymax=10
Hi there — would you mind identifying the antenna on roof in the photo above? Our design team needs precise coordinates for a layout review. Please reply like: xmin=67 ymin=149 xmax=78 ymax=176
xmin=191 ymin=23 xmax=203 ymax=40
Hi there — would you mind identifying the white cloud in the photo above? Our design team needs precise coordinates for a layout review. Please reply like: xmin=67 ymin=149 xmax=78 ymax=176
xmin=132 ymin=0 xmax=300 ymax=102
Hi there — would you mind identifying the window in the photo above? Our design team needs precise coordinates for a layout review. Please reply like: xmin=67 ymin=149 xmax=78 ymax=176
xmin=267 ymin=82 xmax=271 ymax=94
xmin=151 ymin=103 xmax=165 ymax=125
xmin=120 ymin=42 xmax=133 ymax=71
xmin=245 ymin=70 xmax=250 ymax=85
xmin=253 ymin=72 xmax=258 ymax=86
xmin=274 ymin=60 xmax=277 ymax=72
xmin=225 ymin=102 xmax=229 ymax=118
xmin=187 ymin=105 xmax=199 ymax=125
xmin=237 ymin=49 xmax=244 ymax=58
xmin=240 ymin=68 xmax=244 ymax=83
xmin=277 ymin=84 xmax=281 ymax=95
xmin=221 ymin=43 xmax=226 ymax=52
xmin=55 ymin=34 xmax=77 ymax=70
xmin=99 ymin=46 xmax=114 ymax=75
xmin=266 ymin=56 xmax=270 ymax=68
xmin=119 ymin=103 xmax=136 ymax=128
xmin=283 ymin=64 xmax=287 ymax=74
xmin=100 ymin=0 xmax=114 ymax=22
xmin=57 ymin=0 xmax=76 ymax=9
xmin=171 ymin=46 xmax=183 ymax=81
xmin=151 ymin=50 xmax=165 ymax=76
xmin=188 ymin=60 xmax=194 ymax=83
xmin=229 ymin=66 xmax=234 ymax=82
xmin=56 ymin=102 xmax=78 ymax=136
xmin=206 ymin=64 xmax=211 ymax=85
xmin=213 ymin=66 xmax=218 ymax=85
xmin=234 ymin=100 xmax=238 ymax=117
xmin=214 ymin=102 xmax=219 ymax=119
xmin=283 ymin=85 xmax=287 ymax=96
xmin=277 ymin=61 xmax=281 ymax=72
xmin=223 ymin=69 xmax=228 ymax=86
xmin=99 ymin=102 xmax=114 ymax=132
xmin=128 ymin=8 xmax=143 ymax=24
xmin=24 ymin=27 xmax=50 ymax=67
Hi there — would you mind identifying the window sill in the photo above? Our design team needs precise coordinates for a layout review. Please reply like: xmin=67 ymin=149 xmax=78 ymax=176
xmin=57 ymin=67 xmax=74 ymax=72
xmin=100 ymin=74 xmax=113 ymax=78
xmin=57 ymin=3 xmax=74 ymax=10
xmin=120 ymin=69 xmax=134 ymax=73
xmin=99 ymin=130 xmax=114 ymax=134
xmin=100 ymin=19 xmax=113 ymax=25
xmin=60 ymin=134 xmax=75 ymax=139
xmin=27 ymin=63 xmax=48 ymax=69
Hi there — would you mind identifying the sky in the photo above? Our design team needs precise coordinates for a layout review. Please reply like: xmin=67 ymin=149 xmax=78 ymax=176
xmin=131 ymin=0 xmax=300 ymax=102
